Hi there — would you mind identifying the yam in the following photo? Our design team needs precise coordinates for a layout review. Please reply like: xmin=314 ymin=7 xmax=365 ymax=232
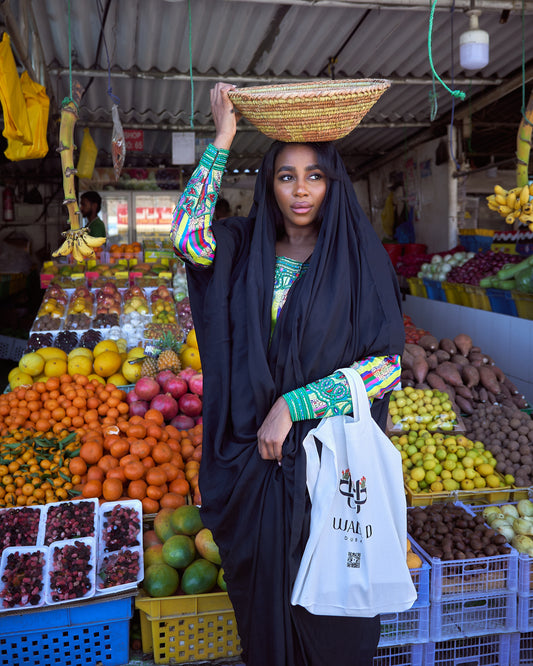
xmin=415 ymin=382 xmax=430 ymax=391
xmin=426 ymin=371 xmax=448 ymax=392
xmin=412 ymin=356 xmax=429 ymax=384
xmin=504 ymin=377 xmax=520 ymax=395
xmin=478 ymin=387 xmax=488 ymax=403
xmin=487 ymin=391 xmax=497 ymax=405
xmin=455 ymin=395 xmax=474 ymax=415
xmin=401 ymin=369 xmax=414 ymax=382
xmin=426 ymin=353 xmax=438 ymax=370
xmin=479 ymin=366 xmax=500 ymax=395
xmin=455 ymin=384 xmax=473 ymax=400
xmin=435 ymin=361 xmax=463 ymax=387
xmin=401 ymin=350 xmax=414 ymax=371
xmin=462 ymin=365 xmax=480 ymax=389
xmin=402 ymin=378 xmax=415 ymax=388
xmin=451 ymin=354 xmax=469 ymax=367
xmin=491 ymin=366 xmax=505 ymax=383
xmin=470 ymin=387 xmax=479 ymax=401
xmin=468 ymin=352 xmax=484 ymax=367
xmin=404 ymin=343 xmax=426 ymax=359
xmin=512 ymin=395 xmax=529 ymax=409
xmin=454 ymin=333 xmax=473 ymax=356
xmin=435 ymin=349 xmax=451 ymax=363
xmin=441 ymin=383 xmax=456 ymax=402
xmin=418 ymin=335 xmax=439 ymax=352
xmin=439 ymin=338 xmax=457 ymax=356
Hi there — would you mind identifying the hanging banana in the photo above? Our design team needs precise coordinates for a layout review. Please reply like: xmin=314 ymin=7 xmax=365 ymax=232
xmin=52 ymin=82 xmax=105 ymax=261
xmin=486 ymin=182 xmax=533 ymax=226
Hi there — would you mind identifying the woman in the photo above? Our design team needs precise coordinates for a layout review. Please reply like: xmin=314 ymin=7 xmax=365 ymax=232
xmin=170 ymin=83 xmax=405 ymax=666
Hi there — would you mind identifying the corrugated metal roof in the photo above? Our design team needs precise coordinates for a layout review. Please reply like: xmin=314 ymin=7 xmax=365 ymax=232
xmin=1 ymin=0 xmax=533 ymax=177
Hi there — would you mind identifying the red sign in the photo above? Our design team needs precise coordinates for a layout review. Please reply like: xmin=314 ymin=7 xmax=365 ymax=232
xmin=124 ymin=129 xmax=144 ymax=152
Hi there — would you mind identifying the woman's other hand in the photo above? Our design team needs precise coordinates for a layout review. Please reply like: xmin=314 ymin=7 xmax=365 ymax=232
xmin=257 ymin=397 xmax=292 ymax=465
xmin=211 ymin=82 xmax=241 ymax=151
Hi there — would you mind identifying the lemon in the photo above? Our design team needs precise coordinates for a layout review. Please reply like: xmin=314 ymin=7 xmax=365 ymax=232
xmin=186 ymin=328 xmax=198 ymax=349
xmin=486 ymin=473 xmax=502 ymax=488
xmin=127 ymin=346 xmax=145 ymax=360
xmin=35 ymin=346 xmax=67 ymax=362
xmin=451 ymin=468 xmax=466 ymax=482
xmin=180 ymin=346 xmax=201 ymax=371
xmin=67 ymin=355 xmax=93 ymax=377
xmin=88 ymin=374 xmax=106 ymax=384
xmin=44 ymin=358 xmax=67 ymax=377
xmin=10 ymin=370 xmax=33 ymax=389
xmin=68 ymin=347 xmax=94 ymax=361
xmin=410 ymin=467 xmax=425 ymax=482
xmin=93 ymin=350 xmax=122 ymax=377
xmin=476 ymin=463 xmax=494 ymax=478
xmin=19 ymin=352 xmax=45 ymax=377
xmin=122 ymin=359 xmax=142 ymax=384
xmin=93 ymin=339 xmax=119 ymax=357
xmin=107 ymin=373 xmax=127 ymax=387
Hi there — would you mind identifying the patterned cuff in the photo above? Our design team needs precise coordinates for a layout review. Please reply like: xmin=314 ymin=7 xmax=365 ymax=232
xmin=282 ymin=388 xmax=315 ymax=422
xmin=201 ymin=143 xmax=229 ymax=171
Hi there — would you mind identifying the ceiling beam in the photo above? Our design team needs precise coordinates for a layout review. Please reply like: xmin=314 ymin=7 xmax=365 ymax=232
xmin=48 ymin=67 xmax=502 ymax=87
xmin=223 ymin=0 xmax=533 ymax=11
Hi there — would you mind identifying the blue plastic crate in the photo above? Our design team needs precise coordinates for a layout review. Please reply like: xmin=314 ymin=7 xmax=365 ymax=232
xmin=486 ymin=288 xmax=518 ymax=316
xmin=426 ymin=632 xmax=512 ymax=666
xmin=0 ymin=595 xmax=133 ymax=666
xmin=373 ymin=642 xmax=425 ymax=666
xmin=423 ymin=278 xmax=447 ymax=302
xmin=511 ymin=630 xmax=533 ymax=665
xmin=430 ymin=590 xmax=517 ymax=640
xmin=379 ymin=604 xmax=429 ymax=646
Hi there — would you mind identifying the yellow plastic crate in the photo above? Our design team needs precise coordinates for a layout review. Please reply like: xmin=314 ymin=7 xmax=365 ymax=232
xmin=405 ymin=483 xmax=511 ymax=507
xmin=407 ymin=277 xmax=427 ymax=298
xmin=512 ymin=291 xmax=533 ymax=320
xmin=442 ymin=282 xmax=469 ymax=306
xmin=135 ymin=591 xmax=241 ymax=664
xmin=464 ymin=284 xmax=491 ymax=311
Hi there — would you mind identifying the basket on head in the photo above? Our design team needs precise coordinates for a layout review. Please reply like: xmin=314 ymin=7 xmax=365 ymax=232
xmin=227 ymin=79 xmax=391 ymax=143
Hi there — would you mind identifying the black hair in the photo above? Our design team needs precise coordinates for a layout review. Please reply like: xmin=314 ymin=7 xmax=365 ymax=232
xmin=259 ymin=141 xmax=339 ymax=240
xmin=81 ymin=190 xmax=102 ymax=213
xmin=214 ymin=197 xmax=231 ymax=220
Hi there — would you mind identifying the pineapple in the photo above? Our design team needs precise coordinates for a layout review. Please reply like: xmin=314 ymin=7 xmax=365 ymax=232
xmin=141 ymin=356 xmax=158 ymax=378
xmin=155 ymin=332 xmax=181 ymax=373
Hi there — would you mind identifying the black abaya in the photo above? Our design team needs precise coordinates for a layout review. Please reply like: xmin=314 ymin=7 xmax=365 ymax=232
xmin=186 ymin=142 xmax=404 ymax=666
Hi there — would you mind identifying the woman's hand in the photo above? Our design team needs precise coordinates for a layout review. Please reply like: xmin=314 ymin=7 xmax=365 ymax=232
xmin=257 ymin=397 xmax=292 ymax=465
xmin=211 ymin=82 xmax=241 ymax=151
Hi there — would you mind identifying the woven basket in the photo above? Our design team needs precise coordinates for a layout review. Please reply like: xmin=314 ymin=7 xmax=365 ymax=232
xmin=227 ymin=79 xmax=391 ymax=142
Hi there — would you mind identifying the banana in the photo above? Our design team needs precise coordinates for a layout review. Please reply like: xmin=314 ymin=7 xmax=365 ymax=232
xmin=494 ymin=185 xmax=507 ymax=196
xmin=81 ymin=231 xmax=106 ymax=248
xmin=523 ymin=203 xmax=533 ymax=215
xmin=498 ymin=205 xmax=513 ymax=215
xmin=520 ymin=185 xmax=530 ymax=206
xmin=530 ymin=183 xmax=533 ymax=196
xmin=505 ymin=214 xmax=516 ymax=225
xmin=506 ymin=192 xmax=517 ymax=209
xmin=52 ymin=235 xmax=73 ymax=257
xmin=495 ymin=194 xmax=507 ymax=206
xmin=487 ymin=202 xmax=500 ymax=212
xmin=75 ymin=233 xmax=96 ymax=259
xmin=71 ymin=240 xmax=85 ymax=263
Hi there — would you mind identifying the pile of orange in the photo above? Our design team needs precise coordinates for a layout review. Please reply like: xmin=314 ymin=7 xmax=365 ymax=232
xmin=109 ymin=242 xmax=142 ymax=261
xmin=75 ymin=415 xmax=203 ymax=514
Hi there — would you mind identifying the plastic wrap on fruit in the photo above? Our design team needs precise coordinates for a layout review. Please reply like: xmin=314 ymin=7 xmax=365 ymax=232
xmin=111 ymin=103 xmax=125 ymax=181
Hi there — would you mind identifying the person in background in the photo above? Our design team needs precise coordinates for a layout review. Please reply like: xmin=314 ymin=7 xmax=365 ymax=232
xmin=169 ymin=82 xmax=404 ymax=666
xmin=213 ymin=196 xmax=231 ymax=220
xmin=80 ymin=191 xmax=106 ymax=238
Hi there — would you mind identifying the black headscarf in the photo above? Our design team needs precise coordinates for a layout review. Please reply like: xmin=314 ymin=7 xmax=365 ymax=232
xmin=186 ymin=141 xmax=404 ymax=666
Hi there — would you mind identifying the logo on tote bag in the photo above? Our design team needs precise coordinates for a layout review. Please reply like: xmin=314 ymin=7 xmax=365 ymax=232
xmin=338 ymin=469 xmax=367 ymax=511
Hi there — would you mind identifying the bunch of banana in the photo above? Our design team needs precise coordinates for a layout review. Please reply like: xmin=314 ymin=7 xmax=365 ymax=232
xmin=486 ymin=183 xmax=533 ymax=230
xmin=53 ymin=228 xmax=106 ymax=262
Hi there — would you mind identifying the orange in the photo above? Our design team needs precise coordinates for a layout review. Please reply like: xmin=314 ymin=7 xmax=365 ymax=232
xmin=93 ymin=351 xmax=122 ymax=378
xmin=82 ymin=478 xmax=102 ymax=499
xmin=102 ymin=477 xmax=123 ymax=501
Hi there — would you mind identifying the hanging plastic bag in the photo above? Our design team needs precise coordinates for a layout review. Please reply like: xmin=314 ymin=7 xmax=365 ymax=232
xmin=111 ymin=103 xmax=125 ymax=181
xmin=77 ymin=127 xmax=98 ymax=179
xmin=0 ymin=32 xmax=32 ymax=146
xmin=4 ymin=71 xmax=49 ymax=161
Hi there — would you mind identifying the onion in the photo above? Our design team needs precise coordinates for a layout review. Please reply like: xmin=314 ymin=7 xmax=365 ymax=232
xmin=135 ymin=377 xmax=161 ymax=401
xmin=129 ymin=400 xmax=149 ymax=417
xmin=178 ymin=392 xmax=202 ymax=417
xmin=150 ymin=393 xmax=178 ymax=421
xmin=170 ymin=414 xmax=195 ymax=430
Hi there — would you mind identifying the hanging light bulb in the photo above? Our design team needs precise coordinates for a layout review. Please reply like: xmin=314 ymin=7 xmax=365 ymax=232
xmin=460 ymin=9 xmax=490 ymax=70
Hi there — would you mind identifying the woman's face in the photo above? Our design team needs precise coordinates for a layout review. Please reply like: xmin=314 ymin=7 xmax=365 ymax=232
xmin=273 ymin=145 xmax=327 ymax=232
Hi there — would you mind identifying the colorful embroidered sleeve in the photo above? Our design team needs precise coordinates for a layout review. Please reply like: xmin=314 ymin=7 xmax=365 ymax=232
xmin=169 ymin=144 xmax=229 ymax=266
xmin=283 ymin=355 xmax=401 ymax=421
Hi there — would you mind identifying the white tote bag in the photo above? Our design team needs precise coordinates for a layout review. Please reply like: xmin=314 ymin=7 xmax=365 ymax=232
xmin=291 ymin=367 xmax=417 ymax=617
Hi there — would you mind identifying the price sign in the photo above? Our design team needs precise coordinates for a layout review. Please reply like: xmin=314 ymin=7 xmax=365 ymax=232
xmin=124 ymin=129 xmax=144 ymax=152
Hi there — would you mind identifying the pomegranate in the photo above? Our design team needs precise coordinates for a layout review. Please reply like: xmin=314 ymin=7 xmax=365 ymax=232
xmin=150 ymin=394 xmax=178 ymax=421
xmin=164 ymin=376 xmax=188 ymax=400
xmin=188 ymin=373 xmax=203 ymax=396
xmin=170 ymin=414 xmax=195 ymax=430
xmin=135 ymin=377 xmax=160 ymax=401
xmin=156 ymin=370 xmax=176 ymax=390
xmin=129 ymin=400 xmax=149 ymax=417
xmin=178 ymin=392 xmax=202 ymax=418
xmin=126 ymin=390 xmax=142 ymax=405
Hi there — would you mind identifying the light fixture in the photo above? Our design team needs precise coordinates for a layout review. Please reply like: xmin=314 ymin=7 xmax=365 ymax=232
xmin=460 ymin=9 xmax=490 ymax=70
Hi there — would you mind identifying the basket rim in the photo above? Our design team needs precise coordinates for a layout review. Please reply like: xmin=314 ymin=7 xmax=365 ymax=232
xmin=227 ymin=78 xmax=391 ymax=102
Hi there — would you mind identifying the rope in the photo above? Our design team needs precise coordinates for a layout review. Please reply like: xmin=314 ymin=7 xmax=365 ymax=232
xmin=428 ymin=0 xmax=465 ymax=102
xmin=188 ymin=0 xmax=195 ymax=128
xmin=448 ymin=2 xmax=462 ymax=171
